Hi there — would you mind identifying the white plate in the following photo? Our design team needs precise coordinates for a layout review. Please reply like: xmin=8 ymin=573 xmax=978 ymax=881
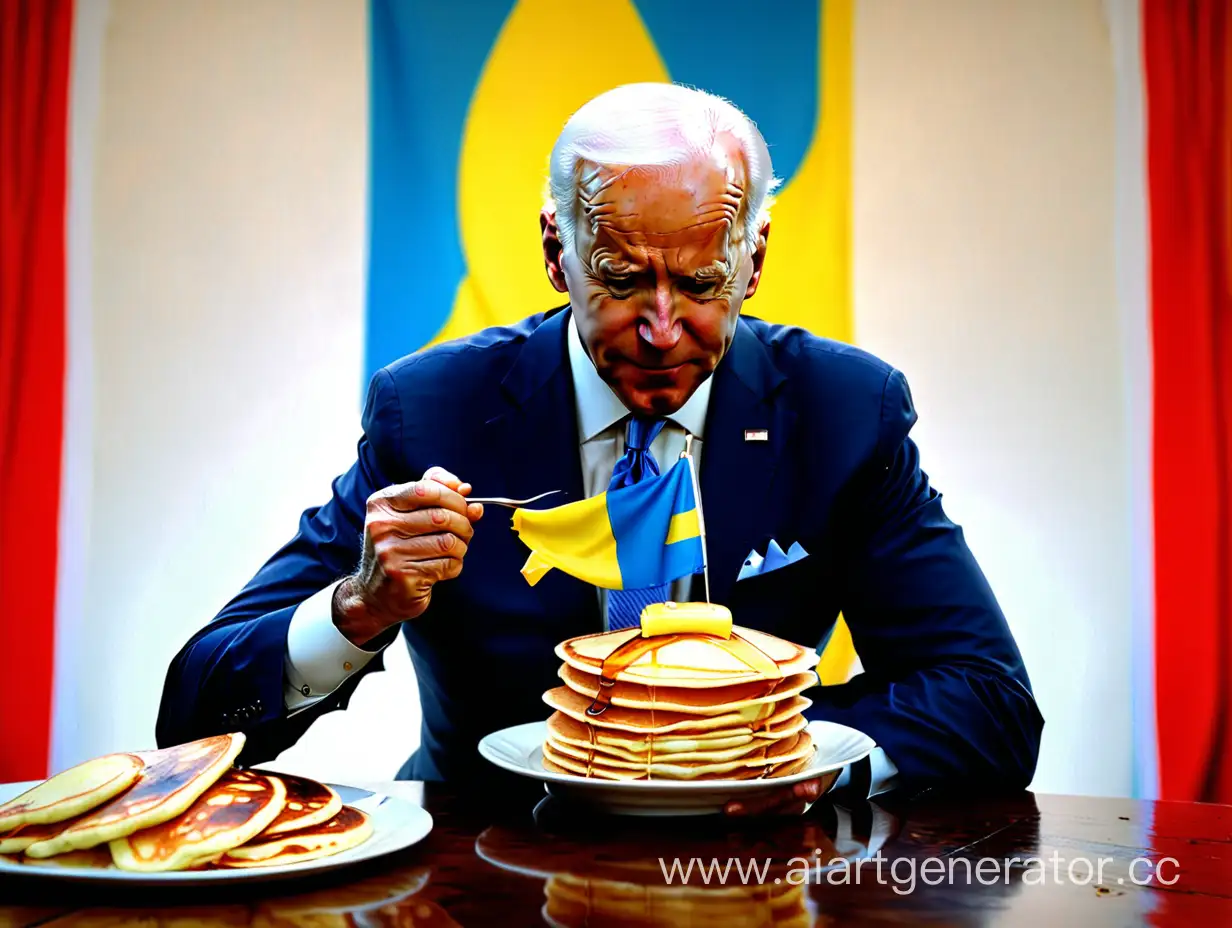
xmin=478 ymin=719 xmax=875 ymax=816
xmin=0 ymin=782 xmax=432 ymax=885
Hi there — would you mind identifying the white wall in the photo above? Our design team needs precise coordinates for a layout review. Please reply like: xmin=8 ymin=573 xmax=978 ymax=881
xmin=853 ymin=0 xmax=1130 ymax=795
xmin=57 ymin=0 xmax=1135 ymax=795
xmin=55 ymin=0 xmax=420 ymax=783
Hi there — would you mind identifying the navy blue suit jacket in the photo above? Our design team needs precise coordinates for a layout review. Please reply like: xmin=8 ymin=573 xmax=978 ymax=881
xmin=157 ymin=308 xmax=1043 ymax=788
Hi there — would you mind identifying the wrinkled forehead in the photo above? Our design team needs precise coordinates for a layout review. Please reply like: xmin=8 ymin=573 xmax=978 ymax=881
xmin=572 ymin=139 xmax=749 ymax=270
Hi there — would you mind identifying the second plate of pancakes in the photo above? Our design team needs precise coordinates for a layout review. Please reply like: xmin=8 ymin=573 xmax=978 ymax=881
xmin=478 ymin=719 xmax=876 ymax=816
xmin=0 ymin=781 xmax=432 ymax=885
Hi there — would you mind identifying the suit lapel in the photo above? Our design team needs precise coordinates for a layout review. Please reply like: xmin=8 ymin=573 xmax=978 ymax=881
xmin=695 ymin=319 xmax=796 ymax=607
xmin=482 ymin=310 xmax=791 ymax=623
xmin=481 ymin=307 xmax=598 ymax=628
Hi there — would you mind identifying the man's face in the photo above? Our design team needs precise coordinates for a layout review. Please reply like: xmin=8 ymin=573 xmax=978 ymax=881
xmin=543 ymin=144 xmax=768 ymax=417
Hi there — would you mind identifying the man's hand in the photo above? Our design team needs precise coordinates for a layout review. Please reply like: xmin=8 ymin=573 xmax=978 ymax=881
xmin=332 ymin=466 xmax=484 ymax=646
xmin=723 ymin=778 xmax=824 ymax=817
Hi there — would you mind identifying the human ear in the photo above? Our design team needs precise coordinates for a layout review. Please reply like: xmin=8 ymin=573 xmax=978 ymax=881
xmin=540 ymin=209 xmax=568 ymax=293
xmin=744 ymin=221 xmax=770 ymax=299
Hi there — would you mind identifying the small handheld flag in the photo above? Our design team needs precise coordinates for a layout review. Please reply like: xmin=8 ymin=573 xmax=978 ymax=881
xmin=511 ymin=455 xmax=705 ymax=591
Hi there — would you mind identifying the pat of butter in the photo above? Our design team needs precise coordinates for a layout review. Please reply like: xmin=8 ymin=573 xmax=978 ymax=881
xmin=640 ymin=602 xmax=733 ymax=638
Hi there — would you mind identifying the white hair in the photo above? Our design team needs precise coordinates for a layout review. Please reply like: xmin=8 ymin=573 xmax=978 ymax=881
xmin=546 ymin=83 xmax=780 ymax=254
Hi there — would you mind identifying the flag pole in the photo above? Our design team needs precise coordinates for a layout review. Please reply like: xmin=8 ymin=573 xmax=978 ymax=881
xmin=682 ymin=433 xmax=710 ymax=603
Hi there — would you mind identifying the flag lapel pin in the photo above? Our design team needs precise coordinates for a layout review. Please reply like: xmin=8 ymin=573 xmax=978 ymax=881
xmin=744 ymin=429 xmax=769 ymax=442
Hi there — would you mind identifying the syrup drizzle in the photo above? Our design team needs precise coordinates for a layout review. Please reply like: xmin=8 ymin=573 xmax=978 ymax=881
xmin=582 ymin=630 xmax=786 ymax=780
xmin=584 ymin=634 xmax=670 ymax=718
xmin=750 ymin=680 xmax=780 ymax=734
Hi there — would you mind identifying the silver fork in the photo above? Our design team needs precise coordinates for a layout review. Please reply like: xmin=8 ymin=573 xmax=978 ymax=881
xmin=465 ymin=490 xmax=562 ymax=508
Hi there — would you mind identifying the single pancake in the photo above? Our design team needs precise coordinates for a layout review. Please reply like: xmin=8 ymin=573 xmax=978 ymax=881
xmin=0 ymin=812 xmax=88 ymax=854
xmin=556 ymin=625 xmax=820 ymax=688
xmin=218 ymin=805 xmax=372 ymax=868
xmin=0 ymin=753 xmax=143 ymax=831
xmin=251 ymin=770 xmax=341 ymax=837
xmin=15 ymin=847 xmax=115 ymax=870
xmin=558 ymin=664 xmax=817 ymax=715
xmin=771 ymin=755 xmax=824 ymax=779
xmin=25 ymin=733 xmax=244 ymax=858
xmin=109 ymin=769 xmax=286 ymax=872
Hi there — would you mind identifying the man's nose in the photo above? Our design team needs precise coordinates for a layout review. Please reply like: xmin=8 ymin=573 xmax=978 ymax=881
xmin=638 ymin=278 xmax=683 ymax=351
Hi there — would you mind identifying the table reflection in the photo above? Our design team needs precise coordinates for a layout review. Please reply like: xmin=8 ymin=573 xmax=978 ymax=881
xmin=37 ymin=865 xmax=459 ymax=928
xmin=252 ymin=866 xmax=459 ymax=928
xmin=475 ymin=796 xmax=902 ymax=927
xmin=0 ymin=788 xmax=1065 ymax=928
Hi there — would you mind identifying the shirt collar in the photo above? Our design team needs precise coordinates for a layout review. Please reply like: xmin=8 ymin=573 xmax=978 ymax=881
xmin=567 ymin=313 xmax=710 ymax=443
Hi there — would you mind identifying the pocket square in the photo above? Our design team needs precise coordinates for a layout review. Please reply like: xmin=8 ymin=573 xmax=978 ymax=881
xmin=737 ymin=540 xmax=809 ymax=581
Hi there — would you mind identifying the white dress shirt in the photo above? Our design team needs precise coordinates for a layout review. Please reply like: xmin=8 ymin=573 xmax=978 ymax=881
xmin=566 ymin=315 xmax=711 ymax=620
xmin=282 ymin=315 xmax=897 ymax=796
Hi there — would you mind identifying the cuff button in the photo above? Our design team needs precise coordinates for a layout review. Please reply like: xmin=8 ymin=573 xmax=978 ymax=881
xmin=301 ymin=684 xmax=311 ymax=697
xmin=343 ymin=661 xmax=353 ymax=672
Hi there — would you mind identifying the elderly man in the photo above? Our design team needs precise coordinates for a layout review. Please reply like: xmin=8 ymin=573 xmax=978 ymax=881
xmin=158 ymin=84 xmax=1042 ymax=810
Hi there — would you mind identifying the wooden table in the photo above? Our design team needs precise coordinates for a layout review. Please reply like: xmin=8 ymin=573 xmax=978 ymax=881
xmin=2 ymin=776 xmax=1229 ymax=926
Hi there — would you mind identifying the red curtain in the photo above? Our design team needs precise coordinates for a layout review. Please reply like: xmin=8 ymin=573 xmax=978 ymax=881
xmin=0 ymin=0 xmax=73 ymax=780
xmin=1145 ymin=0 xmax=1232 ymax=802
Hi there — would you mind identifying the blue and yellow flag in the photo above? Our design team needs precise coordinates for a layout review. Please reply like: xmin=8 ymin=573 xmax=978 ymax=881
xmin=366 ymin=0 xmax=852 ymax=376
xmin=512 ymin=458 xmax=704 ymax=590
xmin=369 ymin=0 xmax=858 ymax=682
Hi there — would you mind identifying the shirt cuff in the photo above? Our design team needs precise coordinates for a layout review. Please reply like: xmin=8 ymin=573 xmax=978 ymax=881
xmin=283 ymin=582 xmax=383 ymax=712
xmin=832 ymin=747 xmax=900 ymax=798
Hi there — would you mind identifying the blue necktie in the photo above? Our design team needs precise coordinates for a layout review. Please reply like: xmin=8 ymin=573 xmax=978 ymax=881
xmin=607 ymin=416 xmax=670 ymax=630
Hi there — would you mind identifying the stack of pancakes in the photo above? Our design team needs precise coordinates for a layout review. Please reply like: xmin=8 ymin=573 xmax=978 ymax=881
xmin=542 ymin=606 xmax=821 ymax=780
xmin=0 ymin=734 xmax=372 ymax=872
